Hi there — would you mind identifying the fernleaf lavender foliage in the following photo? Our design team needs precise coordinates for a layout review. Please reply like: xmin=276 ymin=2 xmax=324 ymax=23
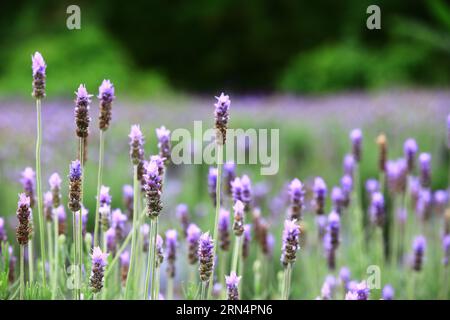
xmin=1 ymin=53 xmax=450 ymax=301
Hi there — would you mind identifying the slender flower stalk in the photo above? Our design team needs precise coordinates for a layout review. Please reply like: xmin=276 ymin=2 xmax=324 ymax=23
xmin=281 ymin=219 xmax=300 ymax=299
xmin=32 ymin=52 xmax=47 ymax=287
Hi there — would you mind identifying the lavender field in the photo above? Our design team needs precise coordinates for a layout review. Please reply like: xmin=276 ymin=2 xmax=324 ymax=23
xmin=0 ymin=53 xmax=449 ymax=301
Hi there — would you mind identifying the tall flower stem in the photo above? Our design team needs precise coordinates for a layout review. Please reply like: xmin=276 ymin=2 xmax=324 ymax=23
xmin=144 ymin=218 xmax=156 ymax=299
xmin=35 ymin=98 xmax=47 ymax=287
xmin=282 ymin=264 xmax=292 ymax=300
xmin=20 ymin=245 xmax=25 ymax=300
xmin=150 ymin=219 xmax=159 ymax=300
xmin=207 ymin=143 xmax=223 ymax=299
xmin=125 ymin=165 xmax=139 ymax=299
xmin=93 ymin=131 xmax=105 ymax=247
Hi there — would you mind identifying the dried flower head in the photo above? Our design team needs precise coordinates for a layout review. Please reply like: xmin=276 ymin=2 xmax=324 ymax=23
xmin=97 ymin=79 xmax=115 ymax=131
xmin=214 ymin=92 xmax=231 ymax=145
xmin=32 ymin=52 xmax=46 ymax=98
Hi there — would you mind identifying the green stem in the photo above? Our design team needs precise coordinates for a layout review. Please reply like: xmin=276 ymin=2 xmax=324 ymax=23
xmin=35 ymin=98 xmax=47 ymax=287
xmin=125 ymin=165 xmax=139 ymax=299
xmin=282 ymin=264 xmax=292 ymax=300
xmin=94 ymin=130 xmax=105 ymax=247
xmin=20 ymin=245 xmax=25 ymax=300
xmin=207 ymin=143 xmax=223 ymax=299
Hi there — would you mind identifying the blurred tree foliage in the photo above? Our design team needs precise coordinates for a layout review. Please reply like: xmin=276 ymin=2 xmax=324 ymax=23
xmin=0 ymin=0 xmax=449 ymax=95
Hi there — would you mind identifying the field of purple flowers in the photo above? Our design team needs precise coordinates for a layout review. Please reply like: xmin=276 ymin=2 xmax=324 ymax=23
xmin=0 ymin=52 xmax=449 ymax=300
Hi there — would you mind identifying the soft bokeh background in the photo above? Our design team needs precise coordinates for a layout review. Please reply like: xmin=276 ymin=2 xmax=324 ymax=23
xmin=0 ymin=0 xmax=450 ymax=299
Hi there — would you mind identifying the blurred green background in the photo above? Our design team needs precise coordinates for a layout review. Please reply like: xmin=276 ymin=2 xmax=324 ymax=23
xmin=1 ymin=0 xmax=450 ymax=97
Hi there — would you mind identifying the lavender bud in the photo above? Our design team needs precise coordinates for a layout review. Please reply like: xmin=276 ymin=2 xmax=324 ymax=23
xmin=97 ymin=79 xmax=115 ymax=131
xmin=31 ymin=52 xmax=46 ymax=99
xmin=16 ymin=194 xmax=32 ymax=245
xmin=418 ymin=153 xmax=431 ymax=189
xmin=44 ymin=191 xmax=53 ymax=222
xmin=288 ymin=178 xmax=304 ymax=220
xmin=281 ymin=219 xmax=300 ymax=266
xmin=232 ymin=201 xmax=244 ymax=237
xmin=144 ymin=160 xmax=163 ymax=219
xmin=129 ymin=125 xmax=145 ymax=166
xmin=382 ymin=284 xmax=394 ymax=300
xmin=74 ymin=84 xmax=92 ymax=138
xmin=313 ymin=177 xmax=327 ymax=215
xmin=56 ymin=205 xmax=66 ymax=235
xmin=404 ymin=138 xmax=418 ymax=172
xmin=223 ymin=161 xmax=236 ymax=197
xmin=225 ymin=272 xmax=241 ymax=300
xmin=214 ymin=92 xmax=231 ymax=145
xmin=412 ymin=235 xmax=426 ymax=272
xmin=219 ymin=209 xmax=231 ymax=250
xmin=156 ymin=234 xmax=164 ymax=267
xmin=442 ymin=235 xmax=450 ymax=266
xmin=376 ymin=133 xmax=387 ymax=172
xmin=241 ymin=175 xmax=252 ymax=212
xmin=350 ymin=129 xmax=363 ymax=162
xmin=208 ymin=167 xmax=219 ymax=207
xmin=68 ymin=160 xmax=82 ymax=212
xmin=111 ymin=209 xmax=127 ymax=241
xmin=49 ymin=172 xmax=62 ymax=208
xmin=165 ymin=229 xmax=177 ymax=278
xmin=156 ymin=126 xmax=171 ymax=163
xmin=122 ymin=184 xmax=133 ymax=219
xmin=242 ymin=224 xmax=251 ymax=260
xmin=20 ymin=167 xmax=36 ymax=209
xmin=176 ymin=204 xmax=190 ymax=238
xmin=370 ymin=192 xmax=385 ymax=227
xmin=198 ymin=232 xmax=214 ymax=282
xmin=187 ymin=223 xmax=201 ymax=264
xmin=89 ymin=247 xmax=108 ymax=293
xmin=343 ymin=154 xmax=355 ymax=177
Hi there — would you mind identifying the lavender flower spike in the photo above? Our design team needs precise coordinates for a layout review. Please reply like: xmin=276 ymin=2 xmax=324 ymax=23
xmin=214 ymin=92 xmax=231 ymax=145
xmin=68 ymin=160 xmax=82 ymax=212
xmin=404 ymin=138 xmax=418 ymax=172
xmin=232 ymin=201 xmax=245 ymax=237
xmin=187 ymin=223 xmax=201 ymax=264
xmin=313 ymin=177 xmax=327 ymax=216
xmin=281 ymin=219 xmax=300 ymax=266
xmin=412 ymin=235 xmax=426 ymax=271
xmin=418 ymin=153 xmax=431 ymax=189
xmin=225 ymin=272 xmax=241 ymax=300
xmin=144 ymin=160 xmax=163 ymax=219
xmin=74 ymin=84 xmax=92 ymax=138
xmin=223 ymin=161 xmax=236 ymax=197
xmin=218 ymin=209 xmax=231 ymax=250
xmin=89 ymin=247 xmax=108 ymax=293
xmin=98 ymin=79 xmax=115 ymax=131
xmin=49 ymin=172 xmax=62 ymax=208
xmin=32 ymin=52 xmax=46 ymax=98
xmin=156 ymin=126 xmax=171 ymax=163
xmin=198 ymin=232 xmax=215 ymax=282
xmin=350 ymin=129 xmax=363 ymax=162
xmin=21 ymin=167 xmax=36 ymax=209
xmin=165 ymin=229 xmax=177 ymax=278
xmin=288 ymin=178 xmax=304 ymax=220
xmin=16 ymin=193 xmax=32 ymax=245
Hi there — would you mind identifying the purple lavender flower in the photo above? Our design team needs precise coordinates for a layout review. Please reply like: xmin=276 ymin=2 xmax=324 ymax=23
xmin=418 ymin=153 xmax=431 ymax=189
xmin=442 ymin=235 xmax=450 ymax=266
xmin=214 ymin=92 xmax=231 ymax=145
xmin=382 ymin=284 xmax=394 ymax=300
xmin=281 ymin=219 xmax=300 ymax=266
xmin=97 ymin=79 xmax=115 ymax=131
xmin=176 ymin=204 xmax=190 ymax=238
xmin=241 ymin=175 xmax=252 ymax=212
xmin=208 ymin=167 xmax=219 ymax=207
xmin=68 ymin=160 xmax=82 ymax=212
xmin=404 ymin=138 xmax=418 ymax=172
xmin=231 ymin=177 xmax=243 ymax=204
xmin=225 ymin=272 xmax=241 ymax=300
xmin=350 ymin=129 xmax=362 ymax=162
xmin=331 ymin=187 xmax=344 ymax=215
xmin=98 ymin=185 xmax=112 ymax=207
xmin=0 ymin=218 xmax=7 ymax=243
xmin=187 ymin=223 xmax=201 ymax=264
xmin=111 ymin=209 xmax=127 ymax=241
xmin=20 ymin=167 xmax=36 ymax=209
xmin=242 ymin=224 xmax=251 ymax=260
xmin=370 ymin=192 xmax=385 ymax=227
xmin=74 ymin=84 xmax=92 ymax=138
xmin=44 ymin=191 xmax=53 ymax=222
xmin=288 ymin=178 xmax=304 ymax=220
xmin=412 ymin=235 xmax=426 ymax=272
xmin=223 ymin=161 xmax=236 ymax=197
xmin=89 ymin=247 xmax=108 ymax=293
xmin=198 ymin=232 xmax=214 ymax=282
xmin=365 ymin=179 xmax=379 ymax=196
xmin=56 ymin=205 xmax=66 ymax=235
xmin=16 ymin=193 xmax=31 ymax=246
xmin=343 ymin=154 xmax=355 ymax=177
xmin=144 ymin=160 xmax=163 ymax=219
xmin=32 ymin=52 xmax=46 ymax=98
xmin=129 ymin=125 xmax=145 ymax=170
xmin=105 ymin=227 xmax=116 ymax=254
xmin=122 ymin=184 xmax=133 ymax=219
xmin=232 ymin=201 xmax=244 ymax=237
xmin=156 ymin=126 xmax=171 ymax=163
xmin=49 ymin=172 xmax=62 ymax=208
xmin=218 ymin=209 xmax=231 ymax=250
xmin=165 ymin=229 xmax=177 ymax=278
xmin=313 ymin=177 xmax=327 ymax=215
